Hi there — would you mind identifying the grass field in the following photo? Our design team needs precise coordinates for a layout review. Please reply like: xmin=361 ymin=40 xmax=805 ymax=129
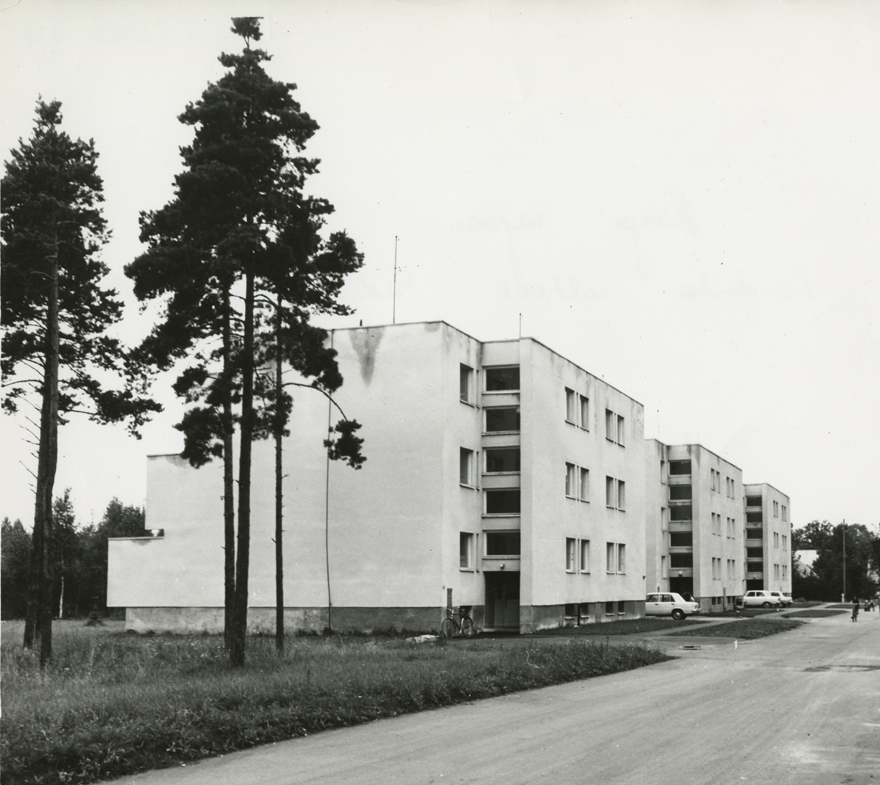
xmin=0 ymin=620 xmax=670 ymax=785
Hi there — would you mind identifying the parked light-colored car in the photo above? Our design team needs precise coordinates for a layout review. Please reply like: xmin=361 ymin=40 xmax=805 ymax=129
xmin=740 ymin=590 xmax=782 ymax=608
xmin=645 ymin=592 xmax=702 ymax=621
xmin=769 ymin=591 xmax=792 ymax=607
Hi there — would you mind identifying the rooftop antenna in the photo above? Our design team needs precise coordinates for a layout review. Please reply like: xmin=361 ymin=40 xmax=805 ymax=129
xmin=392 ymin=236 xmax=398 ymax=324
xmin=519 ymin=313 xmax=522 ymax=339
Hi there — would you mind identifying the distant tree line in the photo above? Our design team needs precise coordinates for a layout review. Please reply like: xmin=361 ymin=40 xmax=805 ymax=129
xmin=1 ymin=493 xmax=145 ymax=620
xmin=792 ymin=520 xmax=880 ymax=601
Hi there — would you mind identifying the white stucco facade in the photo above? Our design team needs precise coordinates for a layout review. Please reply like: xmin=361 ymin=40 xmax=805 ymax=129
xmin=108 ymin=321 xmax=647 ymax=634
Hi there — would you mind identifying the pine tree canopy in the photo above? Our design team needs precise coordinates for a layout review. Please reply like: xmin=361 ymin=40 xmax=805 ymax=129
xmin=126 ymin=17 xmax=364 ymax=467
xmin=1 ymin=101 xmax=161 ymax=433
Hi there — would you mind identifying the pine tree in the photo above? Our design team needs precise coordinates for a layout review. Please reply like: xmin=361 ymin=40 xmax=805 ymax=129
xmin=127 ymin=18 xmax=364 ymax=666
xmin=1 ymin=101 xmax=160 ymax=665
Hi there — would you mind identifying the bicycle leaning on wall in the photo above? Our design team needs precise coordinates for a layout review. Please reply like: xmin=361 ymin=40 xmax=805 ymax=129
xmin=440 ymin=605 xmax=474 ymax=638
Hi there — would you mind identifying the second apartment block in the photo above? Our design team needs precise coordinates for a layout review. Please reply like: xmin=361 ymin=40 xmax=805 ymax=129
xmin=646 ymin=442 xmax=749 ymax=611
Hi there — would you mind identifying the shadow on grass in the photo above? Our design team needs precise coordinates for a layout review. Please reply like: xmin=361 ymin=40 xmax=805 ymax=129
xmin=533 ymin=618 xmax=711 ymax=637
xmin=661 ymin=618 xmax=803 ymax=639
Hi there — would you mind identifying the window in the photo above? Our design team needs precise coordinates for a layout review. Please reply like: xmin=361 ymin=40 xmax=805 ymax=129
xmin=669 ymin=531 xmax=692 ymax=547
xmin=485 ymin=366 xmax=519 ymax=392
xmin=782 ymin=505 xmax=787 ymax=522
xmin=485 ymin=531 xmax=520 ymax=556
xmin=565 ymin=463 xmax=577 ymax=498
xmin=565 ymin=388 xmax=576 ymax=423
xmin=579 ymin=467 xmax=590 ymax=502
xmin=669 ymin=460 xmax=691 ymax=476
xmin=617 ymin=600 xmax=625 ymax=615
xmin=580 ymin=540 xmax=590 ymax=573
xmin=485 ymin=447 xmax=520 ymax=474
xmin=747 ymin=511 xmax=763 ymax=523
xmin=485 ymin=407 xmax=520 ymax=433
xmin=460 ymin=532 xmax=475 ymax=569
xmin=746 ymin=495 xmax=762 ymax=507
xmin=460 ymin=364 xmax=474 ymax=404
xmin=579 ymin=395 xmax=590 ymax=429
xmin=485 ymin=489 xmax=520 ymax=515
xmin=605 ymin=476 xmax=625 ymax=510
xmin=460 ymin=448 xmax=475 ymax=487
xmin=670 ymin=505 xmax=692 ymax=521
xmin=782 ymin=535 xmax=787 ymax=551
xmin=710 ymin=469 xmax=717 ymax=492
xmin=604 ymin=543 xmax=626 ymax=573
xmin=605 ymin=409 xmax=625 ymax=445
xmin=669 ymin=485 xmax=692 ymax=500
xmin=566 ymin=538 xmax=577 ymax=571
xmin=605 ymin=601 xmax=615 ymax=616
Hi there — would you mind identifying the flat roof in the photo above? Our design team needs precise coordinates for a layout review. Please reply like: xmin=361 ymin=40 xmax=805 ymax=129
xmin=329 ymin=320 xmax=644 ymax=406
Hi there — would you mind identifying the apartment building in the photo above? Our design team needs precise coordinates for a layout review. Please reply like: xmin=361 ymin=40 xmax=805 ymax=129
xmin=744 ymin=483 xmax=792 ymax=594
xmin=108 ymin=321 xmax=647 ymax=634
xmin=646 ymin=442 xmax=745 ymax=611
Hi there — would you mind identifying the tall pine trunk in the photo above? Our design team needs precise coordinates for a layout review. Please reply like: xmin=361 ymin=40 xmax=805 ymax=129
xmin=222 ymin=288 xmax=235 ymax=650
xmin=32 ymin=229 xmax=60 ymax=667
xmin=275 ymin=291 xmax=284 ymax=653
xmin=230 ymin=270 xmax=254 ymax=667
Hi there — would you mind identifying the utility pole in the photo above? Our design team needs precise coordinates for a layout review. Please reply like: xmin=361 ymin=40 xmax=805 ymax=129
xmin=842 ymin=519 xmax=846 ymax=602
xmin=392 ymin=236 xmax=398 ymax=324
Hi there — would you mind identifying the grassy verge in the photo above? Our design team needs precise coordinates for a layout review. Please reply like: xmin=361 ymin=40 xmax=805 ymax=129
xmin=783 ymin=609 xmax=848 ymax=618
xmin=664 ymin=617 xmax=803 ymax=639
xmin=1 ymin=621 xmax=669 ymax=785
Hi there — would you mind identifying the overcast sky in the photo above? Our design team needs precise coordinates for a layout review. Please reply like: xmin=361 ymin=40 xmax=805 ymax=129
xmin=2 ymin=0 xmax=879 ymax=531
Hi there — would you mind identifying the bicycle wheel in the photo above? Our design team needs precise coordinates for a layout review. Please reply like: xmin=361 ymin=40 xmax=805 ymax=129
xmin=440 ymin=618 xmax=457 ymax=638
xmin=461 ymin=617 xmax=474 ymax=637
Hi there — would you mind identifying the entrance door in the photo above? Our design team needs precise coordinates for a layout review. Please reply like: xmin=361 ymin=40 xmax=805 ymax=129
xmin=669 ymin=575 xmax=693 ymax=597
xmin=485 ymin=572 xmax=520 ymax=628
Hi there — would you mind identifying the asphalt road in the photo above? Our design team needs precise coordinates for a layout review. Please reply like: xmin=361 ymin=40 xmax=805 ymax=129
xmin=115 ymin=609 xmax=880 ymax=785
